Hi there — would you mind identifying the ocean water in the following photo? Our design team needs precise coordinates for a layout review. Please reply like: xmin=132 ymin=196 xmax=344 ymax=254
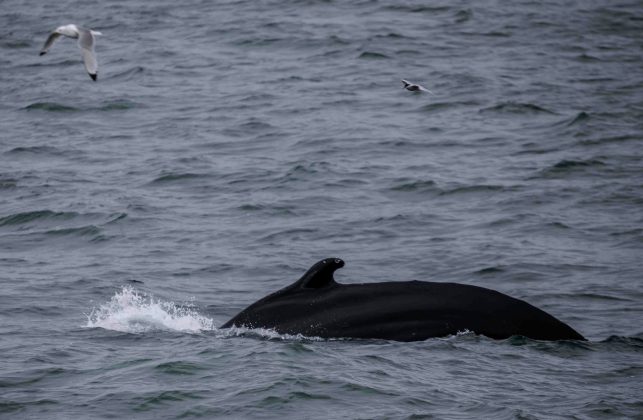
xmin=1 ymin=0 xmax=642 ymax=418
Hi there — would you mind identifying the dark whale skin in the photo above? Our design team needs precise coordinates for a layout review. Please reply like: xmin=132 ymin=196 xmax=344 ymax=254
xmin=221 ymin=258 xmax=585 ymax=342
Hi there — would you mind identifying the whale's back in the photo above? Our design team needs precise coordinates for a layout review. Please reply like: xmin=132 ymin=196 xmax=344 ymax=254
xmin=221 ymin=279 xmax=585 ymax=341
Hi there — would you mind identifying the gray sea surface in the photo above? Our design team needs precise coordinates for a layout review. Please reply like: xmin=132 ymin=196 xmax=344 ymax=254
xmin=1 ymin=0 xmax=642 ymax=418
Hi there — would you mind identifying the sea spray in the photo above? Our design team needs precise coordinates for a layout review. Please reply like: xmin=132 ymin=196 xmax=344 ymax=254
xmin=85 ymin=286 xmax=214 ymax=333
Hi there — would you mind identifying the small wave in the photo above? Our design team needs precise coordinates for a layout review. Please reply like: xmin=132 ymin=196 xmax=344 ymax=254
xmin=575 ymin=77 xmax=615 ymax=84
xmin=234 ymin=36 xmax=283 ymax=47
xmin=534 ymin=159 xmax=606 ymax=178
xmin=396 ymin=49 xmax=422 ymax=56
xmin=479 ymin=102 xmax=556 ymax=115
xmin=98 ymin=100 xmax=141 ymax=111
xmin=259 ymin=228 xmax=318 ymax=242
xmin=572 ymin=293 xmax=632 ymax=302
xmin=237 ymin=204 xmax=266 ymax=212
xmin=149 ymin=172 xmax=210 ymax=184
xmin=0 ymin=178 xmax=18 ymax=189
xmin=278 ymin=161 xmax=334 ymax=182
xmin=107 ymin=66 xmax=145 ymax=80
xmin=565 ymin=111 xmax=591 ymax=126
xmin=105 ymin=213 xmax=128 ymax=224
xmin=370 ymin=32 xmax=411 ymax=41
xmin=576 ymin=54 xmax=601 ymax=62
xmin=239 ymin=120 xmax=275 ymax=131
xmin=326 ymin=34 xmax=350 ymax=45
xmin=383 ymin=5 xmax=451 ymax=13
xmin=135 ymin=390 xmax=204 ymax=409
xmin=2 ymin=40 xmax=31 ymax=49
xmin=507 ymin=336 xmax=592 ymax=350
xmin=23 ymin=100 xmax=139 ymax=113
xmin=547 ymin=221 xmax=571 ymax=229
xmin=236 ymin=203 xmax=297 ymax=216
xmin=44 ymin=225 xmax=102 ymax=237
xmin=154 ymin=361 xmax=202 ymax=375
xmin=85 ymin=287 xmax=214 ymax=334
xmin=358 ymin=51 xmax=390 ymax=60
xmin=389 ymin=181 xmax=513 ymax=196
xmin=610 ymin=227 xmax=643 ymax=238
xmin=419 ymin=100 xmax=481 ymax=113
xmin=0 ymin=210 xmax=78 ymax=227
xmin=600 ymin=335 xmax=643 ymax=349
xmin=551 ymin=159 xmax=606 ymax=170
xmin=577 ymin=134 xmax=638 ymax=147
xmin=487 ymin=215 xmax=523 ymax=227
xmin=4 ymin=145 xmax=66 ymax=156
xmin=454 ymin=9 xmax=472 ymax=23
xmin=481 ymin=31 xmax=512 ymax=37
xmin=475 ymin=266 xmax=505 ymax=275
xmin=390 ymin=180 xmax=438 ymax=193
xmin=440 ymin=184 xmax=509 ymax=196
xmin=23 ymin=102 xmax=78 ymax=112
xmin=25 ymin=59 xmax=79 ymax=68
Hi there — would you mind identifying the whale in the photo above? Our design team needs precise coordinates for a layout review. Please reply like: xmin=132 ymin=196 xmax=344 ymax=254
xmin=221 ymin=258 xmax=585 ymax=342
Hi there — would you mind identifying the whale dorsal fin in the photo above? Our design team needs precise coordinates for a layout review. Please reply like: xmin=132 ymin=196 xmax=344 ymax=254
xmin=295 ymin=258 xmax=344 ymax=289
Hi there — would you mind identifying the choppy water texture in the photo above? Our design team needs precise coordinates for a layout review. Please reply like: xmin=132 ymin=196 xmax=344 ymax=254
xmin=1 ymin=0 xmax=642 ymax=418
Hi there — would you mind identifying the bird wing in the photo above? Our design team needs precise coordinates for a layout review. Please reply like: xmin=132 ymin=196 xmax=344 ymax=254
xmin=40 ymin=32 xmax=61 ymax=55
xmin=77 ymin=28 xmax=98 ymax=79
xmin=419 ymin=86 xmax=434 ymax=94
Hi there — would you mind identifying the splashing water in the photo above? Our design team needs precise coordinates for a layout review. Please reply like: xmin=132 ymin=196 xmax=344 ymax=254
xmin=85 ymin=287 xmax=319 ymax=339
xmin=85 ymin=286 xmax=215 ymax=333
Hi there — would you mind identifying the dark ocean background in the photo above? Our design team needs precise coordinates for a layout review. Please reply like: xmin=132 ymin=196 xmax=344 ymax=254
xmin=1 ymin=0 xmax=642 ymax=418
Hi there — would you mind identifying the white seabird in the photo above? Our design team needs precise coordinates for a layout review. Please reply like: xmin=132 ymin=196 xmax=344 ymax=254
xmin=402 ymin=79 xmax=433 ymax=94
xmin=40 ymin=24 xmax=102 ymax=81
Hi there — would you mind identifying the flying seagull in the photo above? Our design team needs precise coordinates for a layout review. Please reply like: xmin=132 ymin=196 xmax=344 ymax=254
xmin=40 ymin=24 xmax=102 ymax=81
xmin=402 ymin=79 xmax=433 ymax=94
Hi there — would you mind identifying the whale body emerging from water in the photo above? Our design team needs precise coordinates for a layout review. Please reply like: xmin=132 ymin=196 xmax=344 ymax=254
xmin=221 ymin=258 xmax=585 ymax=341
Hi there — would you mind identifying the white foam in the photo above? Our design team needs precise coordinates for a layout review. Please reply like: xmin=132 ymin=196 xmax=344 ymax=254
xmin=221 ymin=325 xmax=325 ymax=341
xmin=85 ymin=286 xmax=215 ymax=334
xmin=85 ymin=287 xmax=334 ymax=340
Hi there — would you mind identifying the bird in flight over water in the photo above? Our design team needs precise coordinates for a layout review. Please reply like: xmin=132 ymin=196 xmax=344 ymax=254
xmin=40 ymin=24 xmax=102 ymax=81
xmin=402 ymin=79 xmax=433 ymax=94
